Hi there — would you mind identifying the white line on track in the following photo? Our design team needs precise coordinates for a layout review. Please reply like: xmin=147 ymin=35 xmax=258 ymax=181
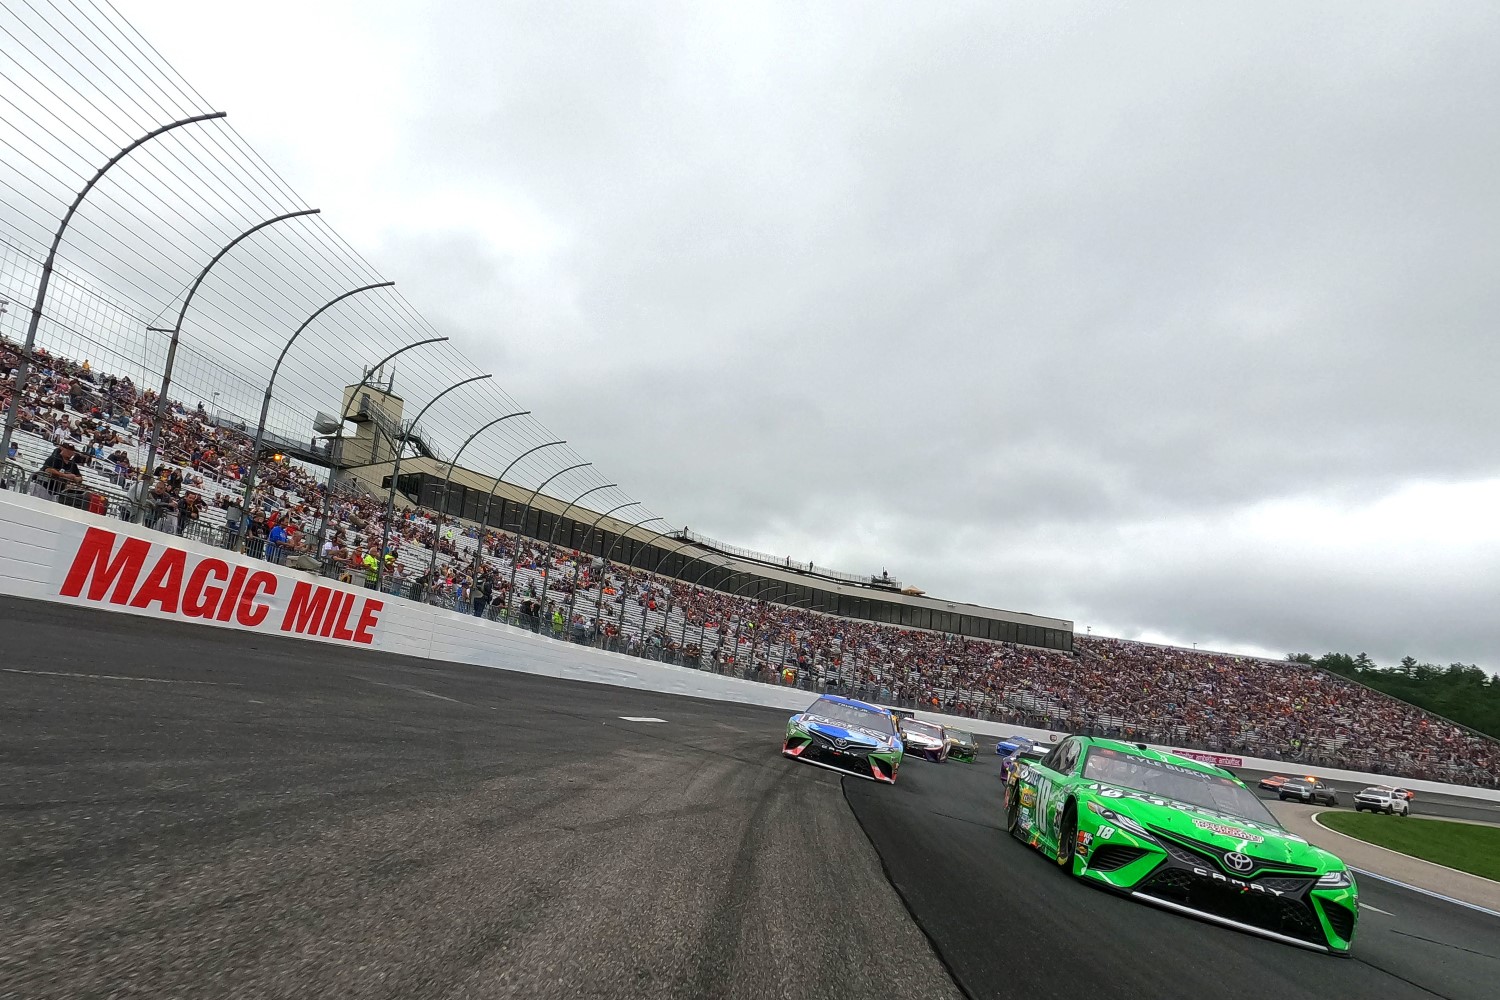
xmin=2 ymin=667 xmax=237 ymax=686
xmin=367 ymin=680 xmax=463 ymax=704
xmin=1359 ymin=902 xmax=1394 ymax=915
xmin=619 ymin=716 xmax=667 ymax=723
xmin=1353 ymin=869 xmax=1500 ymax=920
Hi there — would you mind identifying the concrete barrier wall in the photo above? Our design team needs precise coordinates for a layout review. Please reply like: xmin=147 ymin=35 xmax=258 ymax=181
xmin=4 ymin=490 xmax=1497 ymax=803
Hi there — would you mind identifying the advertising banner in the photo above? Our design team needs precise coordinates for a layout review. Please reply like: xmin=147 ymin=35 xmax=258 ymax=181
xmin=50 ymin=522 xmax=385 ymax=646
xmin=1172 ymin=748 xmax=1245 ymax=768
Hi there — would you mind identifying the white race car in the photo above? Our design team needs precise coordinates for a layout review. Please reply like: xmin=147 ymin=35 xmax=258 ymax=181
xmin=898 ymin=719 xmax=949 ymax=762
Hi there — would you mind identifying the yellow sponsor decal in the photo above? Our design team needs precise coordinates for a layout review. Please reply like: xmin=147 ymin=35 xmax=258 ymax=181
xmin=1020 ymin=788 xmax=1036 ymax=808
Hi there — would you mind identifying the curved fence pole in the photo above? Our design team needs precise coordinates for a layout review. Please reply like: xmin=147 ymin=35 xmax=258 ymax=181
xmin=375 ymin=373 xmax=493 ymax=589
xmin=238 ymin=281 xmax=394 ymax=542
xmin=548 ymin=500 xmax=638 ymax=625
xmin=536 ymin=481 xmax=617 ymax=612
xmin=314 ymin=336 xmax=447 ymax=554
xmin=424 ymin=410 xmax=531 ymax=577
xmin=1 ymin=112 xmax=228 ymax=466
xmin=140 ymin=207 xmax=321 ymax=522
xmin=502 ymin=461 xmax=592 ymax=623
xmin=580 ymin=515 xmax=664 ymax=637
xmin=681 ymin=557 xmax=734 ymax=659
xmin=612 ymin=524 xmax=677 ymax=638
xmin=477 ymin=439 xmax=566 ymax=547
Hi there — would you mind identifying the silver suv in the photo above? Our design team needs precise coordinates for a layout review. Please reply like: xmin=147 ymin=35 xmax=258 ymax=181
xmin=1279 ymin=779 xmax=1339 ymax=805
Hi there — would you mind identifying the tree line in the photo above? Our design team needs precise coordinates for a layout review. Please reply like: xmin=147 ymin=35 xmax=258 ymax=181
xmin=1285 ymin=652 xmax=1500 ymax=741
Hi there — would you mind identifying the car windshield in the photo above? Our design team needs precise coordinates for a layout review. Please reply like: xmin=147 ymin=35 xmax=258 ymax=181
xmin=905 ymin=721 xmax=943 ymax=739
xmin=1360 ymin=787 xmax=1391 ymax=797
xmin=1083 ymin=748 xmax=1280 ymax=827
xmin=949 ymin=730 xmax=972 ymax=742
xmin=805 ymin=700 xmax=895 ymax=736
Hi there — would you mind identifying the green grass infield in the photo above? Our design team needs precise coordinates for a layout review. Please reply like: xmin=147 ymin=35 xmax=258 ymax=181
xmin=1319 ymin=810 xmax=1500 ymax=882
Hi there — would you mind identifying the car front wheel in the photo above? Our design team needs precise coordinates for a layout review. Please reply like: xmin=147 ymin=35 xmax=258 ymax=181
xmin=1057 ymin=804 xmax=1077 ymax=873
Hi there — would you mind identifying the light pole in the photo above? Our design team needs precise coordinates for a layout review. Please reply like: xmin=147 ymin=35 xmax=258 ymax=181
xmin=423 ymin=410 xmax=532 ymax=576
xmin=138 ymin=208 xmax=320 ymax=521
xmin=535 ymin=481 xmax=618 ymax=612
xmin=237 ymin=281 xmax=395 ymax=543
xmin=1 ymin=112 xmax=228 ymax=468
xmin=375 ymin=373 xmax=494 ymax=589
xmin=559 ymin=500 xmax=641 ymax=626
xmin=314 ymin=335 xmax=448 ymax=554
xmin=477 ymin=439 xmax=567 ymax=540
xmin=503 ymin=461 xmax=591 ymax=618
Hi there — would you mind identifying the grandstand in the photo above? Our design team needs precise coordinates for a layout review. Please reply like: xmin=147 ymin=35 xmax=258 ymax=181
xmin=4 ymin=333 xmax=1498 ymax=789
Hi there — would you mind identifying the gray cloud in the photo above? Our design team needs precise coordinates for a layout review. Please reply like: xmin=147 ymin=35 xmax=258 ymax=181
xmin=120 ymin=0 xmax=1500 ymax=668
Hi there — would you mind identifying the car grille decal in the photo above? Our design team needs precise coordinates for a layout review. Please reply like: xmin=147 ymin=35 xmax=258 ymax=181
xmin=1149 ymin=828 xmax=1317 ymax=878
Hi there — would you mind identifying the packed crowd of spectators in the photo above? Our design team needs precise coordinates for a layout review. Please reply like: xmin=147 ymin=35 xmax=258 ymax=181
xmin=5 ymin=332 xmax=1498 ymax=787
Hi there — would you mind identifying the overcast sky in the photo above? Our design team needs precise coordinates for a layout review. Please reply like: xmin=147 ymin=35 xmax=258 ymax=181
xmin=119 ymin=0 xmax=1500 ymax=670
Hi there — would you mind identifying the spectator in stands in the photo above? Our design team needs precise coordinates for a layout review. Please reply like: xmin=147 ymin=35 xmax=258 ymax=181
xmin=266 ymin=521 xmax=289 ymax=563
xmin=33 ymin=442 xmax=82 ymax=501
xmin=108 ymin=449 xmax=129 ymax=487
xmin=473 ymin=574 xmax=493 ymax=617
xmin=223 ymin=497 xmax=246 ymax=550
xmin=152 ymin=481 xmax=179 ymax=536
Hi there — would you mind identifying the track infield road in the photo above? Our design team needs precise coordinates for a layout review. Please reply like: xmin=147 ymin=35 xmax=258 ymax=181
xmin=3 ymin=597 xmax=1498 ymax=1000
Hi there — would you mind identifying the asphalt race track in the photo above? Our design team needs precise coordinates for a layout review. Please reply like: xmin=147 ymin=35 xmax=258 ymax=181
xmin=4 ymin=597 xmax=1498 ymax=1000
xmin=847 ymin=762 xmax=1500 ymax=1000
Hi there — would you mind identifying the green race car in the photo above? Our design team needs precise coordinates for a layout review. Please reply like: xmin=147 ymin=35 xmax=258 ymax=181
xmin=945 ymin=729 xmax=978 ymax=763
xmin=1004 ymin=736 xmax=1358 ymax=955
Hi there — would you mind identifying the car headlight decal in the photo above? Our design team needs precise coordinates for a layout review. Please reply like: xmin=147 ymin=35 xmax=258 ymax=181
xmin=1317 ymin=870 xmax=1352 ymax=889
xmin=1086 ymin=801 xmax=1154 ymax=840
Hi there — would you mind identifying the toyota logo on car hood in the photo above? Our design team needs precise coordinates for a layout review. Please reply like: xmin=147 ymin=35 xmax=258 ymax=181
xmin=1224 ymin=851 xmax=1254 ymax=873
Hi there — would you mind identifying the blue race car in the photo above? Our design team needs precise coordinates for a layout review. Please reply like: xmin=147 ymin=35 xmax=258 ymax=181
xmin=783 ymin=695 xmax=905 ymax=783
xmin=998 ymin=741 xmax=1049 ymax=782
xmin=996 ymin=734 xmax=1036 ymax=756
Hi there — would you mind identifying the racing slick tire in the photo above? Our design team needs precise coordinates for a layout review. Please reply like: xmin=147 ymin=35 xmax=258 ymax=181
xmin=1056 ymin=801 xmax=1078 ymax=873
xmin=1004 ymin=781 xmax=1025 ymax=841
